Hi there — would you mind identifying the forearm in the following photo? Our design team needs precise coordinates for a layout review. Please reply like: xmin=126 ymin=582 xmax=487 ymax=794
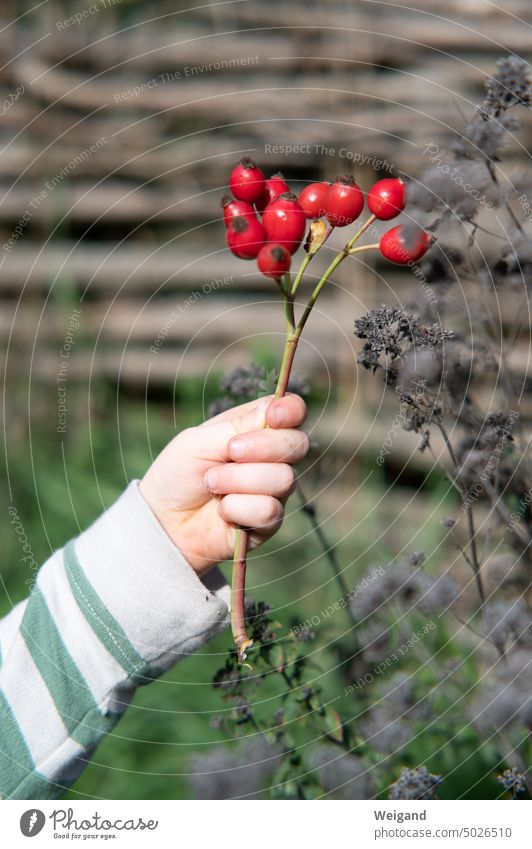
xmin=0 ymin=482 xmax=230 ymax=799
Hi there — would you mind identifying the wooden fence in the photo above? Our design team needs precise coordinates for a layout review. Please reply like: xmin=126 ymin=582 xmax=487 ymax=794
xmin=1 ymin=0 xmax=531 ymax=477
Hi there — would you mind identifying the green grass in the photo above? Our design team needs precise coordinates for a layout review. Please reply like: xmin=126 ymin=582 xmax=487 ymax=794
xmin=0 ymin=381 xmax=513 ymax=799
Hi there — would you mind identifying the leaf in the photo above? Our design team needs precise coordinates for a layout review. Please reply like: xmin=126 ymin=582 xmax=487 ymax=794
xmin=322 ymin=707 xmax=344 ymax=743
xmin=282 ymin=696 xmax=302 ymax=723
xmin=268 ymin=643 xmax=285 ymax=672
xmin=258 ymin=369 xmax=278 ymax=397
xmin=282 ymin=639 xmax=300 ymax=670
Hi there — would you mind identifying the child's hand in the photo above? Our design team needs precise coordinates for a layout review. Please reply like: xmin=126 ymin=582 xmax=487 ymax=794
xmin=139 ymin=395 xmax=309 ymax=576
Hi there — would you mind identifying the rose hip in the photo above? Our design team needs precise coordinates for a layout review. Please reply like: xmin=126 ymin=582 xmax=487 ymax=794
xmin=324 ymin=176 xmax=364 ymax=227
xmin=262 ymin=192 xmax=306 ymax=254
xmin=229 ymin=157 xmax=266 ymax=203
xmin=298 ymin=182 xmax=329 ymax=219
xmin=221 ymin=194 xmax=256 ymax=227
xmin=257 ymin=243 xmax=291 ymax=278
xmin=256 ymin=173 xmax=291 ymax=213
xmin=368 ymin=178 xmax=406 ymax=220
xmin=379 ymin=225 xmax=431 ymax=264
xmin=226 ymin=215 xmax=266 ymax=259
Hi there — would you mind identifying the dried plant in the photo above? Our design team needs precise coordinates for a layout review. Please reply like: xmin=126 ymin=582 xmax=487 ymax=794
xmin=201 ymin=56 xmax=532 ymax=800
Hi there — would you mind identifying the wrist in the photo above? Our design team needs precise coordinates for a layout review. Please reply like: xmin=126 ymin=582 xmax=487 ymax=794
xmin=72 ymin=481 xmax=230 ymax=674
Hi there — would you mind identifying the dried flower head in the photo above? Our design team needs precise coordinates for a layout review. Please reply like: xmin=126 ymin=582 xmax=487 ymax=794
xmin=388 ymin=766 xmax=443 ymax=799
xmin=361 ymin=710 xmax=413 ymax=755
xmin=209 ymin=363 xmax=310 ymax=417
xmin=454 ymin=112 xmax=520 ymax=161
xmin=309 ymin=745 xmax=372 ymax=799
xmin=244 ymin=598 xmax=276 ymax=644
xmin=441 ymin=516 xmax=457 ymax=528
xmin=482 ymin=57 xmax=532 ymax=117
xmin=188 ymin=736 xmax=281 ymax=799
xmin=350 ymin=558 xmax=457 ymax=620
xmin=497 ymin=767 xmax=527 ymax=795
xmin=450 ymin=56 xmax=531 ymax=163
xmin=483 ymin=599 xmax=532 ymax=654
xmin=354 ymin=306 xmax=453 ymax=383
xmin=357 ymin=620 xmax=395 ymax=663
xmin=295 ymin=625 xmax=316 ymax=642
xmin=409 ymin=161 xmax=496 ymax=216
xmin=472 ymin=650 xmax=532 ymax=732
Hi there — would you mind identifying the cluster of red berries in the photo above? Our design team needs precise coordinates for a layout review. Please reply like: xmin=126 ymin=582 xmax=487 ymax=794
xmin=222 ymin=157 xmax=430 ymax=278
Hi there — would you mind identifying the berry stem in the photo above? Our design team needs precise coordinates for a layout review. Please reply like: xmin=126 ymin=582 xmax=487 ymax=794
xmin=295 ymin=242 xmax=352 ymax=336
xmin=231 ymin=527 xmax=253 ymax=662
xmin=230 ymin=330 xmax=299 ymax=665
xmin=273 ymin=275 xmax=286 ymax=298
xmin=347 ymin=213 xmax=376 ymax=248
xmin=230 ymin=218 xmax=379 ymax=664
xmin=273 ymin=276 xmax=295 ymax=331
xmin=291 ymin=225 xmax=334 ymax=297
xmin=283 ymin=291 xmax=296 ymax=333
xmin=275 ymin=334 xmax=300 ymax=398
xmin=290 ymin=253 xmax=312 ymax=297
xmin=349 ymin=242 xmax=381 ymax=255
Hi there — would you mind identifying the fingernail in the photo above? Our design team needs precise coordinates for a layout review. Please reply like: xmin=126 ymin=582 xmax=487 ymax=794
xmin=230 ymin=438 xmax=246 ymax=460
xmin=204 ymin=470 xmax=217 ymax=490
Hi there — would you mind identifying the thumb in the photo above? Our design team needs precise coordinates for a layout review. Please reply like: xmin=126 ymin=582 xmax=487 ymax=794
xmin=197 ymin=396 xmax=271 ymax=460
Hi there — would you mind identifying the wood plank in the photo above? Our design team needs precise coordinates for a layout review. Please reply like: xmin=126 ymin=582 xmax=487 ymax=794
xmin=25 ymin=341 xmax=342 ymax=385
xmin=0 ymin=297 xmax=350 ymax=343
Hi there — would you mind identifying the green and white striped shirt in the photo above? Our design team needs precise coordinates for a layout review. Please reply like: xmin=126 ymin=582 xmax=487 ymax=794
xmin=0 ymin=482 xmax=230 ymax=799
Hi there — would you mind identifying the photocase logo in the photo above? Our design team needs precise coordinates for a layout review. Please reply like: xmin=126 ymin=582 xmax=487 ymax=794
xmin=20 ymin=809 xmax=46 ymax=837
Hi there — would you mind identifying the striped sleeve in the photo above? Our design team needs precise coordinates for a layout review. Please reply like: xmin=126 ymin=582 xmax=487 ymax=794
xmin=0 ymin=481 xmax=230 ymax=799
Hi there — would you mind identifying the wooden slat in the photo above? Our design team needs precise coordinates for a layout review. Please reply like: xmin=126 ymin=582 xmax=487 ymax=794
xmin=25 ymin=341 xmax=342 ymax=385
xmin=1 ymin=0 xmax=531 ymax=489
xmin=0 ymin=297 xmax=351 ymax=343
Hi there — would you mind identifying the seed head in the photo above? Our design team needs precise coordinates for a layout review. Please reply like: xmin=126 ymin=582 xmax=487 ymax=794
xmin=388 ymin=766 xmax=443 ymax=800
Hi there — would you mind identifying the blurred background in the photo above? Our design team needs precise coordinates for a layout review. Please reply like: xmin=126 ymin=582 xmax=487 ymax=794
xmin=1 ymin=0 xmax=531 ymax=799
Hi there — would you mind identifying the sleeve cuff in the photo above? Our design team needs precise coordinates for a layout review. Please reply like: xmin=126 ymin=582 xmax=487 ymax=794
xmin=72 ymin=481 xmax=230 ymax=675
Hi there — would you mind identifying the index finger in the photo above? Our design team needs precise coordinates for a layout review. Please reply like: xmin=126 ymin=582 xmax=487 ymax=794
xmin=195 ymin=394 xmax=307 ymax=463
xmin=265 ymin=394 xmax=307 ymax=429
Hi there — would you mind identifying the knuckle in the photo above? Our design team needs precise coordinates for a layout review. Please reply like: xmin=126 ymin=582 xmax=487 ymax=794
xmin=298 ymin=431 xmax=310 ymax=458
xmin=264 ymin=497 xmax=283 ymax=525
xmin=217 ymin=495 xmax=231 ymax=519
xmin=278 ymin=464 xmax=296 ymax=494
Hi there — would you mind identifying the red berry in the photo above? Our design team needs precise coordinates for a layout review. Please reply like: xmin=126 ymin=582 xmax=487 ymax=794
xmin=262 ymin=192 xmax=306 ymax=254
xmin=380 ymin=225 xmax=431 ymax=264
xmin=229 ymin=157 xmax=266 ymax=203
xmin=257 ymin=243 xmax=291 ymax=279
xmin=324 ymin=176 xmax=364 ymax=227
xmin=298 ymin=182 xmax=329 ymax=219
xmin=221 ymin=194 xmax=256 ymax=227
xmin=256 ymin=173 xmax=290 ymax=213
xmin=368 ymin=178 xmax=406 ymax=220
xmin=226 ymin=215 xmax=266 ymax=259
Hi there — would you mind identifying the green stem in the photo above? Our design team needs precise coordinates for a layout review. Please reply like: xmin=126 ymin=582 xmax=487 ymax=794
xmin=295 ymin=250 xmax=345 ymax=336
xmin=295 ymin=216 xmax=378 ymax=337
xmin=291 ymin=252 xmax=313 ymax=297
xmin=230 ymin=217 xmax=380 ymax=663
xmin=347 ymin=213 xmax=376 ymax=247
xmin=283 ymin=291 xmax=296 ymax=333
xmin=273 ymin=276 xmax=286 ymax=299
xmin=231 ymin=527 xmax=253 ymax=662
xmin=274 ymin=334 xmax=299 ymax=398
xmin=295 ymin=483 xmax=358 ymax=636
xmin=349 ymin=242 xmax=380 ymax=255
xmin=291 ymin=225 xmax=334 ymax=297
